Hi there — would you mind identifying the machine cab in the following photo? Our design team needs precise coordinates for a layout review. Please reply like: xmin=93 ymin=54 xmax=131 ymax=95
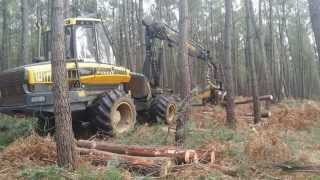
xmin=41 ymin=18 xmax=115 ymax=65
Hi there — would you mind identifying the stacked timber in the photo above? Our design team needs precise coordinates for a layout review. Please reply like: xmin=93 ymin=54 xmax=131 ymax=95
xmin=77 ymin=140 xmax=215 ymax=175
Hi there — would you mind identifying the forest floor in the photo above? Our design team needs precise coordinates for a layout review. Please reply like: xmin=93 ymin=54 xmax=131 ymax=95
xmin=0 ymin=98 xmax=320 ymax=179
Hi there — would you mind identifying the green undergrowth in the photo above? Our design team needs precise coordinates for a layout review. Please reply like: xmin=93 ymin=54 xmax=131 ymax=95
xmin=115 ymin=123 xmax=175 ymax=146
xmin=19 ymin=165 xmax=124 ymax=180
xmin=0 ymin=115 xmax=35 ymax=149
xmin=185 ymin=121 xmax=245 ymax=149
xmin=310 ymin=176 xmax=320 ymax=180
xmin=282 ymin=127 xmax=320 ymax=162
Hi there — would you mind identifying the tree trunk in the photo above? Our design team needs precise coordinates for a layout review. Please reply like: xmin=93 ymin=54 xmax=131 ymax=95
xmin=245 ymin=0 xmax=261 ymax=124
xmin=308 ymin=0 xmax=320 ymax=66
xmin=177 ymin=0 xmax=191 ymax=147
xmin=51 ymin=0 xmax=77 ymax=169
xmin=224 ymin=0 xmax=236 ymax=128
xmin=138 ymin=0 xmax=145 ymax=72
xmin=249 ymin=0 xmax=273 ymax=97
xmin=1 ymin=0 xmax=9 ymax=70
xmin=21 ymin=0 xmax=29 ymax=65
xmin=73 ymin=0 xmax=79 ymax=17
xmin=123 ymin=0 xmax=134 ymax=70
xmin=64 ymin=0 xmax=70 ymax=18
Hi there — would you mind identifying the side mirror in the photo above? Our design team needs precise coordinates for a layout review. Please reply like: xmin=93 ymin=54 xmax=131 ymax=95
xmin=32 ymin=57 xmax=46 ymax=63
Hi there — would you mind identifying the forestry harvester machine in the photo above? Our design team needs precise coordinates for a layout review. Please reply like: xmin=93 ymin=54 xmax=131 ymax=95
xmin=0 ymin=17 xmax=224 ymax=136
xmin=0 ymin=18 xmax=177 ymax=136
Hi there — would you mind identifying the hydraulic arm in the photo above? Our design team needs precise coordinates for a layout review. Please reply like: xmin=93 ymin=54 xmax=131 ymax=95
xmin=142 ymin=18 xmax=219 ymax=89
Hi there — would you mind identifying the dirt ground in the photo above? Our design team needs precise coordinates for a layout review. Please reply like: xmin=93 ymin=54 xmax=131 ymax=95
xmin=1 ymin=98 xmax=320 ymax=179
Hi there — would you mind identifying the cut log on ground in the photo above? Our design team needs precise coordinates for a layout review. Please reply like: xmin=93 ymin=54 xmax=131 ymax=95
xmin=77 ymin=140 xmax=213 ymax=163
xmin=244 ymin=112 xmax=272 ymax=118
xmin=234 ymin=95 xmax=273 ymax=105
xmin=274 ymin=163 xmax=320 ymax=173
xmin=77 ymin=147 xmax=173 ymax=176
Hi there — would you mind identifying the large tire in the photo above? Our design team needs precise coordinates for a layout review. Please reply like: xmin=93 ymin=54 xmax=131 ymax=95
xmin=89 ymin=89 xmax=136 ymax=136
xmin=150 ymin=95 xmax=177 ymax=125
xmin=35 ymin=115 xmax=55 ymax=136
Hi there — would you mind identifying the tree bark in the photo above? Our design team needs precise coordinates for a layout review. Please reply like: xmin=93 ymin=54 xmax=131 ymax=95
xmin=308 ymin=0 xmax=320 ymax=66
xmin=138 ymin=0 xmax=145 ymax=72
xmin=1 ymin=0 xmax=9 ymax=70
xmin=178 ymin=0 xmax=191 ymax=98
xmin=245 ymin=0 xmax=261 ymax=124
xmin=248 ymin=0 xmax=273 ymax=97
xmin=123 ymin=0 xmax=134 ymax=70
xmin=51 ymin=0 xmax=77 ymax=169
xmin=21 ymin=0 xmax=29 ymax=65
xmin=224 ymin=0 xmax=236 ymax=128
xmin=177 ymin=0 xmax=191 ymax=147
xmin=64 ymin=0 xmax=70 ymax=18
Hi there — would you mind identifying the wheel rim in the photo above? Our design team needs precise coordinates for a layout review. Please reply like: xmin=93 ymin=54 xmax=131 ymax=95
xmin=166 ymin=104 xmax=176 ymax=125
xmin=112 ymin=102 xmax=134 ymax=134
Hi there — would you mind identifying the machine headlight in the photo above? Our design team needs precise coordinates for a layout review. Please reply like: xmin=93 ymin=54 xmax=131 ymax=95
xmin=30 ymin=96 xmax=46 ymax=103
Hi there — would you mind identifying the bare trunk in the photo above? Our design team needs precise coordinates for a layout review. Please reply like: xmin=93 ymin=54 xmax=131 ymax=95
xmin=21 ymin=0 xmax=29 ymax=65
xmin=309 ymin=0 xmax=320 ymax=65
xmin=178 ymin=0 xmax=191 ymax=98
xmin=51 ymin=0 xmax=77 ymax=169
xmin=1 ymin=0 xmax=9 ymax=70
xmin=224 ymin=0 xmax=236 ymax=128
xmin=123 ymin=0 xmax=134 ymax=70
xmin=249 ymin=0 xmax=273 ymax=97
xmin=176 ymin=0 xmax=191 ymax=147
xmin=138 ymin=0 xmax=145 ymax=72
xmin=64 ymin=0 xmax=70 ymax=18
xmin=245 ymin=0 xmax=261 ymax=124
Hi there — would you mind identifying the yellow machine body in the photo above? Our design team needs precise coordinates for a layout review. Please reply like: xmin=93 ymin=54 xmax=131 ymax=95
xmin=25 ymin=62 xmax=131 ymax=85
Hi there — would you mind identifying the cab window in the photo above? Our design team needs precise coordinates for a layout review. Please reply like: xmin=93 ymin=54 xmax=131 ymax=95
xmin=75 ymin=26 xmax=97 ymax=62
xmin=96 ymin=24 xmax=115 ymax=65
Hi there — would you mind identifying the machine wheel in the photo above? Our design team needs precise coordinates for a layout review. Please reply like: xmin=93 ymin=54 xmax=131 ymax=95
xmin=89 ymin=89 xmax=136 ymax=136
xmin=150 ymin=95 xmax=177 ymax=125
xmin=35 ymin=115 xmax=55 ymax=136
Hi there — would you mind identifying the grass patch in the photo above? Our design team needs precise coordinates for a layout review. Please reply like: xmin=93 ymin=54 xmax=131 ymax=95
xmin=19 ymin=166 xmax=65 ymax=180
xmin=310 ymin=176 xmax=320 ymax=180
xmin=116 ymin=124 xmax=174 ymax=146
xmin=19 ymin=165 xmax=124 ymax=180
xmin=207 ymin=171 xmax=224 ymax=180
xmin=75 ymin=166 xmax=123 ymax=180
xmin=309 ymin=128 xmax=320 ymax=145
xmin=0 ymin=115 xmax=34 ymax=148
xmin=283 ymin=128 xmax=320 ymax=154
xmin=185 ymin=121 xmax=244 ymax=148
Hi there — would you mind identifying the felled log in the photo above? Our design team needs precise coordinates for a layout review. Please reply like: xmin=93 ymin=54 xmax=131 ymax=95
xmin=77 ymin=140 xmax=203 ymax=163
xmin=235 ymin=95 xmax=273 ymax=105
xmin=274 ymin=163 xmax=320 ymax=173
xmin=244 ymin=112 xmax=272 ymax=118
xmin=77 ymin=147 xmax=173 ymax=176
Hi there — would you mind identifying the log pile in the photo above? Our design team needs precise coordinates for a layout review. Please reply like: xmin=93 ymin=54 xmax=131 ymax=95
xmin=234 ymin=95 xmax=273 ymax=105
xmin=77 ymin=140 xmax=215 ymax=175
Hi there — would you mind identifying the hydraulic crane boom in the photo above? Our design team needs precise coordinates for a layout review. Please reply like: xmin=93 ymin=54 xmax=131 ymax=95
xmin=143 ymin=19 xmax=212 ymax=62
xmin=142 ymin=18 xmax=219 ymax=89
